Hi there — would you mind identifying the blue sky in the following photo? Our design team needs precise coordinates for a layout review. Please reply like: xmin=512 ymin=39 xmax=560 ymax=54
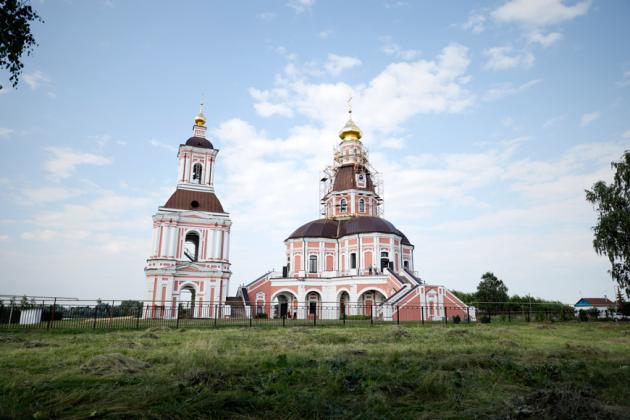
xmin=0 ymin=0 xmax=629 ymax=302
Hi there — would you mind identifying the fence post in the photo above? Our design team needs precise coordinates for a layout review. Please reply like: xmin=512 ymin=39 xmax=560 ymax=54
xmin=249 ymin=307 xmax=253 ymax=327
xmin=47 ymin=298 xmax=56 ymax=330
xmin=93 ymin=304 xmax=98 ymax=330
xmin=421 ymin=305 xmax=424 ymax=325
xmin=313 ymin=307 xmax=317 ymax=326
xmin=370 ymin=304 xmax=374 ymax=326
xmin=343 ymin=307 xmax=346 ymax=326
xmin=214 ymin=305 xmax=218 ymax=327
xmin=109 ymin=300 xmax=114 ymax=329
xmin=136 ymin=305 xmax=141 ymax=329
xmin=283 ymin=314 xmax=286 ymax=327
xmin=396 ymin=305 xmax=400 ymax=325
xmin=467 ymin=306 xmax=470 ymax=324
xmin=444 ymin=306 xmax=448 ymax=325
xmin=8 ymin=300 xmax=14 ymax=325
xmin=176 ymin=304 xmax=180 ymax=329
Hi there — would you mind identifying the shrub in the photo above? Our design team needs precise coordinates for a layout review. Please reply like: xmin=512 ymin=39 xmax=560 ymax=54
xmin=254 ymin=313 xmax=268 ymax=319
xmin=479 ymin=315 xmax=491 ymax=324
xmin=346 ymin=315 xmax=371 ymax=320
xmin=452 ymin=315 xmax=461 ymax=324
xmin=578 ymin=309 xmax=588 ymax=322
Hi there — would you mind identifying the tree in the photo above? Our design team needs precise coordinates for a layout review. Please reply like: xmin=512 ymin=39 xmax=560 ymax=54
xmin=0 ymin=0 xmax=42 ymax=90
xmin=585 ymin=151 xmax=630 ymax=298
xmin=475 ymin=272 xmax=509 ymax=312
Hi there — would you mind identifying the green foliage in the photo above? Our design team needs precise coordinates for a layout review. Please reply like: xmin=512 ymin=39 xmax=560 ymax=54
xmin=479 ymin=315 xmax=491 ymax=323
xmin=452 ymin=315 xmax=461 ymax=324
xmin=475 ymin=272 xmax=509 ymax=312
xmin=578 ymin=309 xmax=588 ymax=322
xmin=588 ymin=307 xmax=600 ymax=320
xmin=346 ymin=315 xmax=371 ymax=320
xmin=0 ymin=0 xmax=43 ymax=90
xmin=254 ymin=313 xmax=267 ymax=319
xmin=0 ymin=324 xmax=629 ymax=418
xmin=451 ymin=290 xmax=475 ymax=304
xmin=585 ymin=151 xmax=630 ymax=298
xmin=118 ymin=301 xmax=143 ymax=316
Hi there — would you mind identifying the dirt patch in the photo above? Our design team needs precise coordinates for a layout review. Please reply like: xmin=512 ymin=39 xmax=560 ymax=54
xmin=507 ymin=387 xmax=618 ymax=419
xmin=23 ymin=340 xmax=51 ymax=348
xmin=498 ymin=338 xmax=517 ymax=347
xmin=145 ymin=326 xmax=172 ymax=332
xmin=140 ymin=331 xmax=159 ymax=339
xmin=537 ymin=324 xmax=556 ymax=330
xmin=80 ymin=353 xmax=149 ymax=375
xmin=0 ymin=334 xmax=25 ymax=344
xmin=386 ymin=327 xmax=410 ymax=340
xmin=564 ymin=343 xmax=603 ymax=355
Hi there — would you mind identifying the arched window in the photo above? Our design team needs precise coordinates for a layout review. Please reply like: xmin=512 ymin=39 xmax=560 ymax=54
xmin=340 ymin=199 xmax=347 ymax=213
xmin=359 ymin=199 xmax=365 ymax=213
xmin=192 ymin=163 xmax=203 ymax=184
xmin=184 ymin=232 xmax=200 ymax=261
xmin=350 ymin=252 xmax=357 ymax=269
xmin=309 ymin=255 xmax=318 ymax=273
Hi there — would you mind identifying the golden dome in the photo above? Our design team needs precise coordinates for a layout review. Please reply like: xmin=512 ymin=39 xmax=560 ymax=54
xmin=338 ymin=113 xmax=362 ymax=141
xmin=194 ymin=102 xmax=206 ymax=126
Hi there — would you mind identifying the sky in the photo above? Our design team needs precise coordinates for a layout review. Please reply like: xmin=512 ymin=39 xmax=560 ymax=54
xmin=0 ymin=0 xmax=629 ymax=303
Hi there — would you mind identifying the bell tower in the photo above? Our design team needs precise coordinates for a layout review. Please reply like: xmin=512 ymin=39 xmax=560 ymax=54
xmin=319 ymin=104 xmax=383 ymax=219
xmin=144 ymin=104 xmax=232 ymax=319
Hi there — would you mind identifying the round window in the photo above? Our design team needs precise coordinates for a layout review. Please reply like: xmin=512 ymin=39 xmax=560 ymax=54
xmin=191 ymin=200 xmax=200 ymax=208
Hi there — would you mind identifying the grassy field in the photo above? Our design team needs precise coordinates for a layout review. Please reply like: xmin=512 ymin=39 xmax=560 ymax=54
xmin=1 ymin=322 xmax=629 ymax=419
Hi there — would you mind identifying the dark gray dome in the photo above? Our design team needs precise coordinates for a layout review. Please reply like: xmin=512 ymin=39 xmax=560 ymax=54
xmin=184 ymin=136 xmax=213 ymax=149
xmin=287 ymin=216 xmax=411 ymax=245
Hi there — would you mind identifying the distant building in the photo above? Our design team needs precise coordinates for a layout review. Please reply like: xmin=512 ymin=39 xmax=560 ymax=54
xmin=574 ymin=297 xmax=615 ymax=318
xmin=237 ymin=107 xmax=471 ymax=322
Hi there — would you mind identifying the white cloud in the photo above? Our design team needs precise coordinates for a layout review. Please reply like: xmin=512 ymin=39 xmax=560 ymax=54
xmin=250 ymin=43 xmax=474 ymax=134
xmin=0 ymin=128 xmax=14 ymax=139
xmin=379 ymin=36 xmax=421 ymax=60
xmin=257 ymin=12 xmax=276 ymax=21
xmin=0 ymin=234 xmax=8 ymax=241
xmin=528 ymin=30 xmax=563 ymax=47
xmin=21 ymin=230 xmax=58 ymax=242
xmin=623 ymin=130 xmax=630 ymax=139
xmin=492 ymin=0 xmax=591 ymax=27
xmin=148 ymin=139 xmax=177 ymax=152
xmin=318 ymin=29 xmax=334 ymax=39
xmin=384 ymin=1 xmax=408 ymax=8
xmin=323 ymin=54 xmax=362 ymax=76
xmin=287 ymin=0 xmax=315 ymax=13
xmin=484 ymin=46 xmax=535 ymax=70
xmin=20 ymin=187 xmax=83 ymax=204
xmin=618 ymin=69 xmax=630 ymax=87
xmin=542 ymin=115 xmax=564 ymax=129
xmin=22 ymin=70 xmax=50 ymax=90
xmin=44 ymin=147 xmax=112 ymax=179
xmin=580 ymin=111 xmax=600 ymax=127
xmin=482 ymin=79 xmax=541 ymax=101
xmin=462 ymin=13 xmax=486 ymax=33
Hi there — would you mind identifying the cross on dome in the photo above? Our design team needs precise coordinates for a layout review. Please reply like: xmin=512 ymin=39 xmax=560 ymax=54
xmin=338 ymin=97 xmax=362 ymax=141
xmin=194 ymin=101 xmax=206 ymax=127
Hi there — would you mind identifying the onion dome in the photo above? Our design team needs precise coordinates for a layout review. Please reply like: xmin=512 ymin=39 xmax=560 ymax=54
xmin=185 ymin=136 xmax=214 ymax=149
xmin=194 ymin=102 xmax=206 ymax=126
xmin=338 ymin=114 xmax=362 ymax=141
xmin=287 ymin=216 xmax=411 ymax=245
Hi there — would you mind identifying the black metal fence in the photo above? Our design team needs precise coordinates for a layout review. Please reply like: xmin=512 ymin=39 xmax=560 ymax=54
xmin=0 ymin=299 xmax=589 ymax=331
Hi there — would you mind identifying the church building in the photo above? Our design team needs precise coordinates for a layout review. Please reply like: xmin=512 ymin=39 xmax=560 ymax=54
xmin=144 ymin=105 xmax=231 ymax=318
xmin=238 ymin=108 xmax=471 ymax=322
xmin=144 ymin=104 xmax=471 ymax=322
